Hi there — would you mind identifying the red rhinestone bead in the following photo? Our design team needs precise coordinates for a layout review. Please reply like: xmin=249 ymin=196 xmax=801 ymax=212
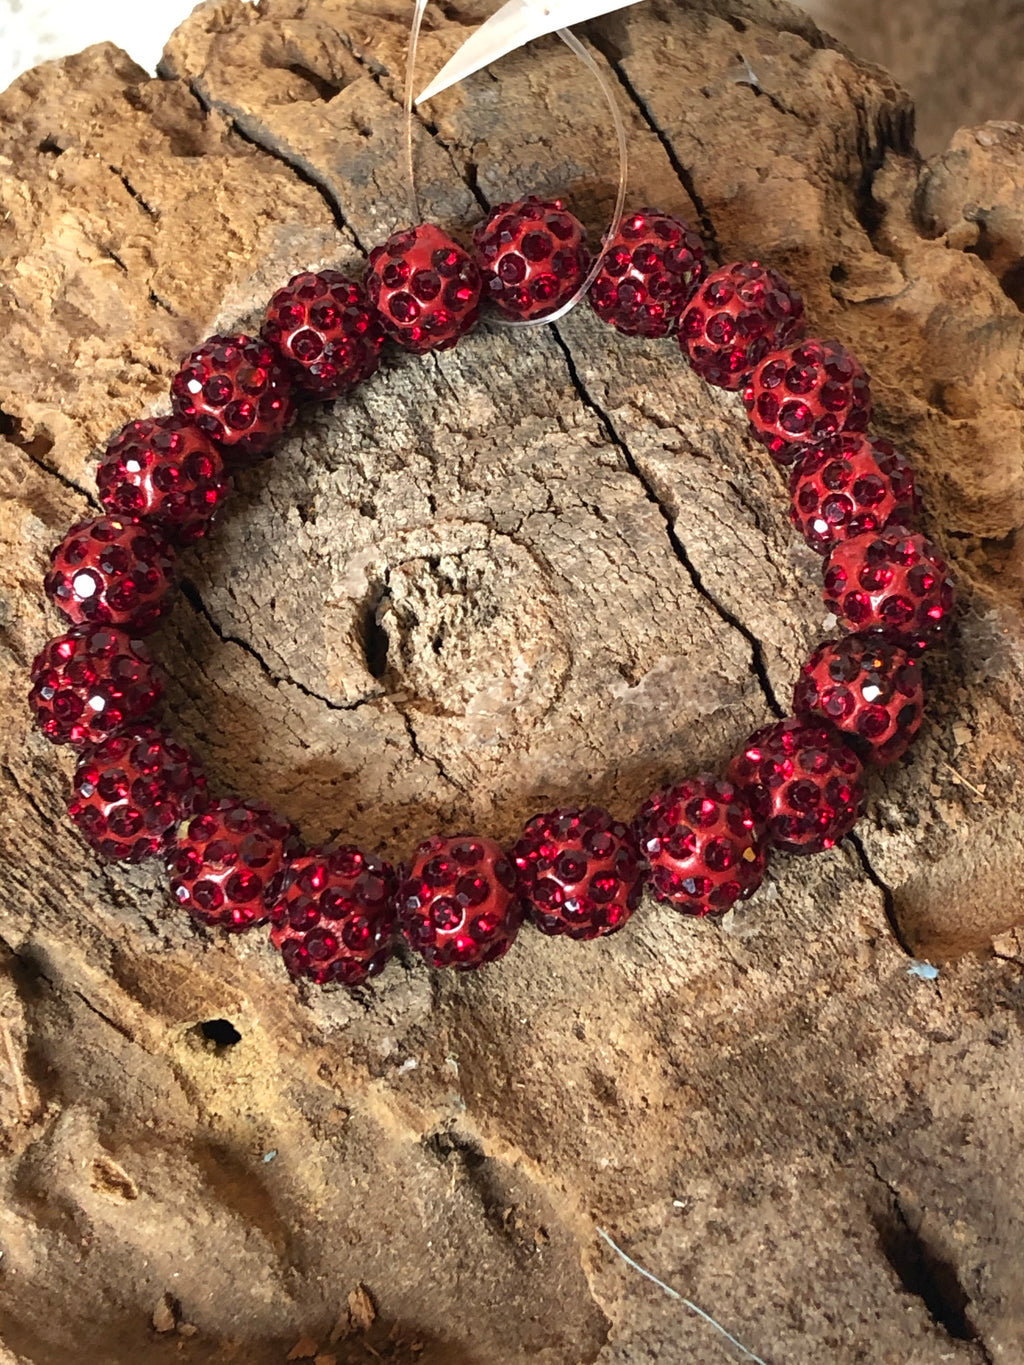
xmin=822 ymin=526 xmax=955 ymax=652
xmin=97 ymin=415 xmax=229 ymax=544
xmin=743 ymin=339 xmax=872 ymax=466
xmin=267 ymin=845 xmax=397 ymax=985
xmin=398 ymin=834 xmax=524 ymax=969
xmin=68 ymin=726 xmax=206 ymax=862
xmin=168 ymin=798 xmax=299 ymax=932
xmin=789 ymin=433 xmax=918 ymax=555
xmin=591 ymin=209 xmax=706 ymax=337
xmin=29 ymin=625 xmax=163 ymax=747
xmin=44 ymin=514 xmax=176 ymax=634
xmin=728 ymin=718 xmax=865 ymax=855
xmin=636 ymin=776 xmax=767 ymax=915
xmin=794 ymin=635 xmax=924 ymax=766
xmin=473 ymin=196 xmax=589 ymax=321
xmin=262 ymin=271 xmax=385 ymax=398
xmin=365 ymin=224 xmax=481 ymax=353
xmin=678 ymin=261 xmax=805 ymax=389
xmin=170 ymin=334 xmax=296 ymax=462
xmin=512 ymin=806 xmax=642 ymax=939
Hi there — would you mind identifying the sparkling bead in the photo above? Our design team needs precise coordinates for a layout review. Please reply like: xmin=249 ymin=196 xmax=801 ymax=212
xmin=473 ymin=196 xmax=589 ymax=321
xmin=171 ymin=334 xmax=296 ymax=462
xmin=398 ymin=834 xmax=523 ymax=968
xmin=97 ymin=415 xmax=230 ymax=544
xmin=743 ymin=339 xmax=872 ymax=466
xmin=512 ymin=806 xmax=642 ymax=939
xmin=789 ymin=433 xmax=918 ymax=555
xmin=793 ymin=635 xmax=924 ymax=766
xmin=636 ymin=776 xmax=767 ymax=914
xmin=29 ymin=625 xmax=163 ymax=747
xmin=366 ymin=225 xmax=481 ymax=353
xmin=728 ymin=718 xmax=865 ymax=855
xmin=678 ymin=261 xmax=805 ymax=389
xmin=44 ymin=514 xmax=176 ymax=634
xmin=822 ymin=526 xmax=955 ymax=652
xmin=590 ymin=209 xmax=706 ymax=336
xmin=69 ymin=727 xmax=206 ymax=862
xmin=262 ymin=271 xmax=385 ymax=398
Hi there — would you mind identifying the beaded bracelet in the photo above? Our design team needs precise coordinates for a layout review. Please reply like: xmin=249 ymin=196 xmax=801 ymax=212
xmin=28 ymin=199 xmax=954 ymax=987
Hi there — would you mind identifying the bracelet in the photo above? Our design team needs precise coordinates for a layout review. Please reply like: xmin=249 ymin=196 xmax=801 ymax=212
xmin=29 ymin=198 xmax=954 ymax=988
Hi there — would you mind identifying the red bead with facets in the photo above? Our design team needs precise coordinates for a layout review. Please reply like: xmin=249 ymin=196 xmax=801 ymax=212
xmin=168 ymin=798 xmax=299 ymax=932
xmin=29 ymin=625 xmax=163 ymax=747
xmin=789 ymin=433 xmax=918 ymax=555
xmin=743 ymin=339 xmax=872 ymax=466
xmin=262 ymin=271 xmax=385 ymax=398
xmin=636 ymin=776 xmax=767 ymax=915
xmin=512 ymin=806 xmax=642 ymax=939
xmin=44 ymin=514 xmax=176 ymax=634
xmin=97 ymin=416 xmax=229 ymax=544
xmin=366 ymin=225 xmax=481 ymax=353
xmin=398 ymin=834 xmax=523 ymax=969
xmin=171 ymin=334 xmax=296 ymax=462
xmin=590 ymin=209 xmax=705 ymax=336
xmin=678 ymin=261 xmax=805 ymax=389
xmin=473 ymin=196 xmax=589 ymax=321
xmin=728 ymin=718 xmax=865 ymax=855
xmin=267 ymin=846 xmax=397 ymax=985
xmin=69 ymin=727 xmax=207 ymax=862
xmin=794 ymin=635 xmax=924 ymax=766
xmin=822 ymin=526 xmax=954 ymax=652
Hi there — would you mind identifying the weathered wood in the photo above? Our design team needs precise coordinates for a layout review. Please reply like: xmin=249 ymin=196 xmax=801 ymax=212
xmin=1 ymin=1 xmax=1023 ymax=1361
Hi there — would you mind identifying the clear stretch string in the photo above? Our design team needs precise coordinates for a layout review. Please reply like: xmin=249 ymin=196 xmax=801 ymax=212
xmin=404 ymin=0 xmax=431 ymax=224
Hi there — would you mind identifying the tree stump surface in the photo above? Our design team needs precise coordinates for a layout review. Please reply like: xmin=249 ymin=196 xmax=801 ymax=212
xmin=1 ymin=1 xmax=1024 ymax=1361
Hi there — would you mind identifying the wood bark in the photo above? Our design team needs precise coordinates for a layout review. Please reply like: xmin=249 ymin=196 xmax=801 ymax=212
xmin=1 ymin=1 xmax=1024 ymax=1361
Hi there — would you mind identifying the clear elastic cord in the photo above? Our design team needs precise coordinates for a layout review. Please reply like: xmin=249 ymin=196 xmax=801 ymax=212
xmin=403 ymin=2 xmax=629 ymax=327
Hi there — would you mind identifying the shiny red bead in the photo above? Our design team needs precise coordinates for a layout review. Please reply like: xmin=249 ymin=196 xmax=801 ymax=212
xmin=743 ymin=339 xmax=872 ymax=466
xmin=44 ymin=514 xmax=176 ymax=634
xmin=168 ymin=798 xmax=299 ymax=932
xmin=262 ymin=271 xmax=385 ymax=398
xmin=473 ymin=196 xmax=589 ymax=321
xmin=822 ymin=526 xmax=955 ymax=652
xmin=678 ymin=261 xmax=804 ymax=389
xmin=728 ymin=718 xmax=865 ymax=855
xmin=366 ymin=224 xmax=481 ymax=353
xmin=171 ymin=334 xmax=296 ymax=462
xmin=590 ymin=209 xmax=706 ymax=337
xmin=267 ymin=846 xmax=397 ymax=985
xmin=636 ymin=776 xmax=767 ymax=915
xmin=512 ymin=806 xmax=642 ymax=939
xmin=789 ymin=433 xmax=918 ymax=555
xmin=398 ymin=834 xmax=523 ymax=969
xmin=29 ymin=625 xmax=163 ymax=747
xmin=794 ymin=635 xmax=924 ymax=766
xmin=68 ymin=727 xmax=206 ymax=862
xmin=97 ymin=416 xmax=229 ymax=544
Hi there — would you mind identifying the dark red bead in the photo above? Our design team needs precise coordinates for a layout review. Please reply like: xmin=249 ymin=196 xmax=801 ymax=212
xmin=636 ymin=776 xmax=767 ymax=914
xmin=743 ymin=339 xmax=872 ymax=466
xmin=678 ymin=261 xmax=805 ymax=389
xmin=794 ymin=635 xmax=924 ymax=766
xmin=29 ymin=625 xmax=163 ymax=747
xmin=728 ymin=718 xmax=865 ymax=855
xmin=68 ymin=727 xmax=206 ymax=862
xmin=168 ymin=798 xmax=299 ymax=932
xmin=262 ymin=271 xmax=385 ymax=398
xmin=473 ymin=196 xmax=589 ymax=321
xmin=591 ymin=209 xmax=706 ymax=337
xmin=97 ymin=415 xmax=230 ymax=544
xmin=170 ymin=334 xmax=296 ymax=462
xmin=822 ymin=526 xmax=955 ymax=652
xmin=789 ymin=433 xmax=918 ymax=555
xmin=365 ymin=224 xmax=481 ymax=353
xmin=267 ymin=845 xmax=397 ymax=985
xmin=398 ymin=834 xmax=523 ymax=969
xmin=44 ymin=514 xmax=176 ymax=634
xmin=512 ymin=806 xmax=642 ymax=939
